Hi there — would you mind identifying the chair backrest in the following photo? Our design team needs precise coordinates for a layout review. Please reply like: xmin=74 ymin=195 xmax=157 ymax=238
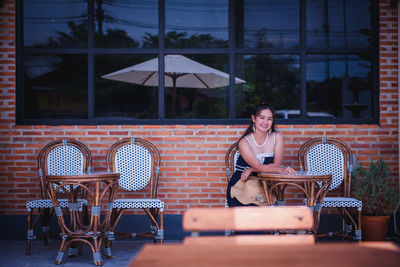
xmin=183 ymin=206 xmax=315 ymax=245
xmin=106 ymin=138 xmax=161 ymax=198
xmin=225 ymin=142 xmax=239 ymax=183
xmin=38 ymin=139 xmax=92 ymax=198
xmin=298 ymin=137 xmax=353 ymax=196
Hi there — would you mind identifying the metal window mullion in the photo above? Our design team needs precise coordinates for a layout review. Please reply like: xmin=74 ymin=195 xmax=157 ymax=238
xmin=228 ymin=0 xmax=236 ymax=119
xmin=158 ymin=0 xmax=165 ymax=119
xmin=163 ymin=49 xmax=228 ymax=54
xmin=88 ymin=0 xmax=95 ymax=119
xmin=16 ymin=0 xmax=23 ymax=124
xmin=300 ymin=0 xmax=307 ymax=120
xmin=371 ymin=0 xmax=380 ymax=123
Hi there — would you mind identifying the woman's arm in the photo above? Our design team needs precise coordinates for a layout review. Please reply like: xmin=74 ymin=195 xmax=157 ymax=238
xmin=270 ymin=132 xmax=284 ymax=167
xmin=239 ymin=134 xmax=295 ymax=181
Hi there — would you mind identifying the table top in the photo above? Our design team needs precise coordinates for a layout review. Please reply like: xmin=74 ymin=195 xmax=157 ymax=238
xmin=46 ymin=171 xmax=120 ymax=182
xmin=257 ymin=170 xmax=332 ymax=182
xmin=131 ymin=242 xmax=400 ymax=267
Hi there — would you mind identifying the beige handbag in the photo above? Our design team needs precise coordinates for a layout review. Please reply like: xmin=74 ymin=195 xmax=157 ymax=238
xmin=230 ymin=176 xmax=268 ymax=206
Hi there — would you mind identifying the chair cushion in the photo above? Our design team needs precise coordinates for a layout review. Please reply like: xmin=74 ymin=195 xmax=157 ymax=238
xmin=321 ymin=197 xmax=362 ymax=208
xmin=113 ymin=198 xmax=164 ymax=209
xmin=26 ymin=199 xmax=87 ymax=209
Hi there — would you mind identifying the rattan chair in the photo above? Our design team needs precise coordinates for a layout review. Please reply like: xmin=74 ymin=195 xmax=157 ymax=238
xmin=224 ymin=142 xmax=240 ymax=235
xmin=298 ymin=137 xmax=362 ymax=240
xmin=225 ymin=142 xmax=239 ymax=207
xmin=106 ymin=138 xmax=164 ymax=243
xmin=26 ymin=139 xmax=92 ymax=255
xmin=183 ymin=206 xmax=315 ymax=245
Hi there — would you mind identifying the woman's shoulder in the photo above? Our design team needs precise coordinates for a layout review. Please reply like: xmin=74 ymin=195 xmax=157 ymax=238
xmin=238 ymin=135 xmax=253 ymax=150
xmin=239 ymin=134 xmax=252 ymax=142
xmin=238 ymin=136 xmax=250 ymax=146
xmin=272 ymin=131 xmax=284 ymax=143
xmin=273 ymin=131 xmax=283 ymax=138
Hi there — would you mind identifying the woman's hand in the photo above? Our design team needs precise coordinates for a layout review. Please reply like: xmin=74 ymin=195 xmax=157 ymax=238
xmin=240 ymin=168 xmax=253 ymax=181
xmin=279 ymin=166 xmax=296 ymax=175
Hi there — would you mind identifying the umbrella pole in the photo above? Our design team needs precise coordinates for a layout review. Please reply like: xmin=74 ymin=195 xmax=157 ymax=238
xmin=171 ymin=76 xmax=177 ymax=117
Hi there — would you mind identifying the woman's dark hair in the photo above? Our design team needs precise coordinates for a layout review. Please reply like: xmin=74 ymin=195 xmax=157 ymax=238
xmin=238 ymin=103 xmax=276 ymax=142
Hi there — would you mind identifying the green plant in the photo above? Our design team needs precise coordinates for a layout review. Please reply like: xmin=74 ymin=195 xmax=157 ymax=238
xmin=352 ymin=159 xmax=399 ymax=216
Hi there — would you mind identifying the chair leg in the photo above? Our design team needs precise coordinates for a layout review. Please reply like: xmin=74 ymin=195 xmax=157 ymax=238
xmin=92 ymin=237 xmax=103 ymax=266
xmin=26 ymin=209 xmax=34 ymax=256
xmin=103 ymin=232 xmax=113 ymax=259
xmin=41 ymin=208 xmax=51 ymax=246
xmin=148 ymin=208 xmax=164 ymax=243
xmin=55 ymin=238 xmax=67 ymax=265
xmin=93 ymin=251 xmax=103 ymax=266
xmin=316 ymin=207 xmax=362 ymax=241
xmin=158 ymin=210 xmax=164 ymax=244
xmin=26 ymin=208 xmax=43 ymax=256
xmin=342 ymin=207 xmax=362 ymax=241
xmin=356 ymin=208 xmax=362 ymax=241
xmin=103 ymin=243 xmax=113 ymax=259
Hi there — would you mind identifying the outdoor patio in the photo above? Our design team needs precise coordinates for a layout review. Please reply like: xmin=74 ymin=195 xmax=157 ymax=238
xmin=1 ymin=0 xmax=399 ymax=266
xmin=0 ymin=239 xmax=165 ymax=267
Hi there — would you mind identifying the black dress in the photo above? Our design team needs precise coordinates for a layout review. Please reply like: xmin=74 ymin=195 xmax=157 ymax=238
xmin=226 ymin=154 xmax=274 ymax=207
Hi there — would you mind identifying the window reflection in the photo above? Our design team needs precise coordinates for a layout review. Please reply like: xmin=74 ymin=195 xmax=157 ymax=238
xmin=95 ymin=55 xmax=158 ymax=119
xmin=235 ymin=55 xmax=300 ymax=118
xmin=165 ymin=0 xmax=228 ymax=48
xmin=23 ymin=0 xmax=88 ymax=48
xmin=164 ymin=55 xmax=229 ymax=119
xmin=23 ymin=55 xmax=88 ymax=119
xmin=19 ymin=0 xmax=377 ymax=123
xmin=237 ymin=0 xmax=300 ymax=48
xmin=307 ymin=0 xmax=371 ymax=48
xmin=306 ymin=54 xmax=372 ymax=118
xmin=95 ymin=0 xmax=158 ymax=48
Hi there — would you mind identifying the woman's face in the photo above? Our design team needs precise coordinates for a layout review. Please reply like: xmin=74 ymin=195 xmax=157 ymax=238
xmin=252 ymin=108 xmax=273 ymax=133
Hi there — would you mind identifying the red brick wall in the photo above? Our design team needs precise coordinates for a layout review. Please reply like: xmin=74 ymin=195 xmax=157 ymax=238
xmin=0 ymin=0 xmax=398 ymax=215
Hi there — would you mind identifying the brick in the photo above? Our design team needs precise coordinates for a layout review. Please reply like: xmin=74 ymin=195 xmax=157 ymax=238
xmin=186 ymin=137 xmax=206 ymax=142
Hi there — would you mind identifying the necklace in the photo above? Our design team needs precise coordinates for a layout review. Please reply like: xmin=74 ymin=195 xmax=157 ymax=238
xmin=251 ymin=132 xmax=269 ymax=148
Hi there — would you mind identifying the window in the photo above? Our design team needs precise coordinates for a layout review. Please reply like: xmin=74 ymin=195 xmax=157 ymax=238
xmin=17 ymin=0 xmax=378 ymax=124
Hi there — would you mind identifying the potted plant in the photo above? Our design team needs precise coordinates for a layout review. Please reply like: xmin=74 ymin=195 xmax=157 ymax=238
xmin=352 ymin=159 xmax=399 ymax=241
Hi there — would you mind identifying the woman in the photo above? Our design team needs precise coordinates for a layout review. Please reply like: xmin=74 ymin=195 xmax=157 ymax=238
xmin=227 ymin=103 xmax=296 ymax=207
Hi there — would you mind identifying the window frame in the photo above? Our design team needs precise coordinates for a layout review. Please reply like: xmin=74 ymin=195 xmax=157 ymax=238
xmin=16 ymin=0 xmax=380 ymax=125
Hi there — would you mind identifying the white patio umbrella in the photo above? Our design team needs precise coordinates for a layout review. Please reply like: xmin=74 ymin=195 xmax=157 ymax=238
xmin=101 ymin=54 xmax=246 ymax=114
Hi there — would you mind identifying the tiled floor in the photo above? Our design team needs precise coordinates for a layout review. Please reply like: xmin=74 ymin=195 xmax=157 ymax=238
xmin=0 ymin=239 xmax=175 ymax=267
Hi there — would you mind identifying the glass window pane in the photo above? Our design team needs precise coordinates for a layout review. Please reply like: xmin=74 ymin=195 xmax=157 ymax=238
xmin=307 ymin=0 xmax=372 ymax=48
xmin=23 ymin=55 xmax=88 ymax=119
xmin=23 ymin=0 xmax=88 ymax=48
xmin=95 ymin=0 xmax=158 ymax=48
xmin=164 ymin=54 xmax=229 ymax=119
xmin=237 ymin=0 xmax=300 ymax=48
xmin=235 ymin=55 xmax=300 ymax=118
xmin=165 ymin=0 xmax=228 ymax=48
xmin=95 ymin=55 xmax=158 ymax=119
xmin=306 ymin=54 xmax=372 ymax=119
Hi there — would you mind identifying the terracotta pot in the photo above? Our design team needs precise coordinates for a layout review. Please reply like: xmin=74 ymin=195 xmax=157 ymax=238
xmin=361 ymin=215 xmax=390 ymax=241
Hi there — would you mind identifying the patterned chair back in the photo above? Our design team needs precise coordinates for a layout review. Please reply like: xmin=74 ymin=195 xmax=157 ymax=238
xmin=38 ymin=139 xmax=92 ymax=196
xmin=47 ymin=146 xmax=85 ymax=175
xmin=298 ymin=138 xmax=352 ymax=196
xmin=107 ymin=138 xmax=161 ymax=198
